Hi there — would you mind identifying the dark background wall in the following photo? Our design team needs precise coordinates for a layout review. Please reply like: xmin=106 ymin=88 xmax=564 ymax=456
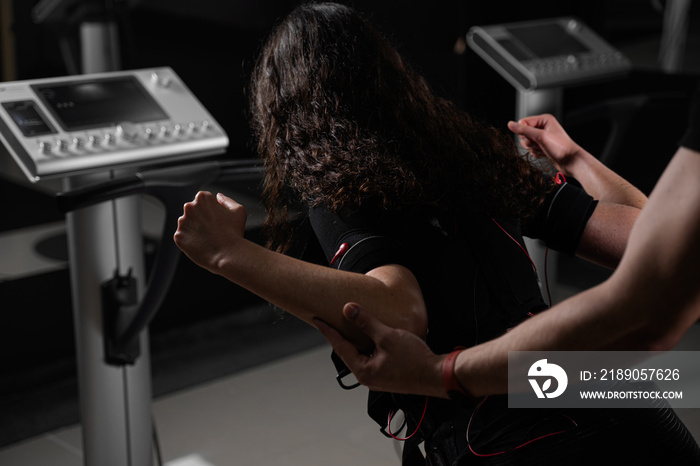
xmin=4 ymin=0 xmax=694 ymax=157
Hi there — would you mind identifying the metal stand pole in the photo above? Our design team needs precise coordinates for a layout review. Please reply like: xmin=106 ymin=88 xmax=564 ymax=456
xmin=68 ymin=22 xmax=152 ymax=465
xmin=516 ymin=88 xmax=563 ymax=301
xmin=659 ymin=0 xmax=691 ymax=73
xmin=80 ymin=21 xmax=121 ymax=74
xmin=515 ymin=88 xmax=563 ymax=121
xmin=64 ymin=171 xmax=153 ymax=466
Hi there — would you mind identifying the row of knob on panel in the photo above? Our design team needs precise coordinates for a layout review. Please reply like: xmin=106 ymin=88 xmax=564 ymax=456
xmin=36 ymin=120 xmax=215 ymax=156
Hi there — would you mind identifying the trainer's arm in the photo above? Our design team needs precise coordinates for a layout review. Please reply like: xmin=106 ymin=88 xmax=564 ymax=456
xmin=318 ymin=147 xmax=700 ymax=398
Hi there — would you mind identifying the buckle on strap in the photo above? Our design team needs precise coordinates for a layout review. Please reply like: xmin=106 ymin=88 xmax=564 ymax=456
xmin=331 ymin=351 xmax=361 ymax=390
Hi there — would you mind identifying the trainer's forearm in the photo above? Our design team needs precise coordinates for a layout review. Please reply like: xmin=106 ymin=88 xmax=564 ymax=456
xmin=452 ymin=282 xmax=620 ymax=396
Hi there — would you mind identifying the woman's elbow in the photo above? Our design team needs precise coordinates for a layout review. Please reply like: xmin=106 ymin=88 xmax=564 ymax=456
xmin=405 ymin=302 xmax=428 ymax=338
xmin=365 ymin=264 xmax=429 ymax=337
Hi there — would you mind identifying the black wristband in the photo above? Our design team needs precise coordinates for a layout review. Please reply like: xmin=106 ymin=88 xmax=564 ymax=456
xmin=525 ymin=178 xmax=597 ymax=255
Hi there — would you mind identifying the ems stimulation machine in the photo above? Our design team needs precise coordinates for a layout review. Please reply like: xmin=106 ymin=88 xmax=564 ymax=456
xmin=467 ymin=16 xmax=631 ymax=117
xmin=0 ymin=67 xmax=256 ymax=465
xmin=467 ymin=17 xmax=631 ymax=292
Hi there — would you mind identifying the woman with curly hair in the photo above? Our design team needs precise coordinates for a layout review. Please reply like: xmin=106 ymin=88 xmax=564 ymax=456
xmin=174 ymin=2 xmax=665 ymax=464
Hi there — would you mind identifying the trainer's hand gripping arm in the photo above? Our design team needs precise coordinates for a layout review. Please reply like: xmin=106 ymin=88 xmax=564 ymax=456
xmin=315 ymin=303 xmax=446 ymax=398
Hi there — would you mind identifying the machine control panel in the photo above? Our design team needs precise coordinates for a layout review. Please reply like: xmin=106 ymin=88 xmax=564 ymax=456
xmin=0 ymin=67 xmax=228 ymax=181
xmin=467 ymin=17 xmax=631 ymax=91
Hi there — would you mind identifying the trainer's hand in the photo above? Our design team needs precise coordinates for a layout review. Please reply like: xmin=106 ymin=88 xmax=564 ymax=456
xmin=315 ymin=303 xmax=447 ymax=398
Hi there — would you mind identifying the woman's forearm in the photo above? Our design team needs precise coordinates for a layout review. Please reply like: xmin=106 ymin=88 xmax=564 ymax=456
xmin=508 ymin=116 xmax=646 ymax=209
xmin=563 ymin=147 xmax=647 ymax=209
xmin=215 ymin=236 xmax=427 ymax=350
xmin=174 ymin=191 xmax=427 ymax=351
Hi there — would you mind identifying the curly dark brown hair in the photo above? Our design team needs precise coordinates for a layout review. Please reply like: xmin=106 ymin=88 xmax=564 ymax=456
xmin=249 ymin=2 xmax=551 ymax=251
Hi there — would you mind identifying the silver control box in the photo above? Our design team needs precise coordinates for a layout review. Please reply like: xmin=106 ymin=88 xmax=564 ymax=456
xmin=0 ymin=67 xmax=228 ymax=181
xmin=467 ymin=17 xmax=631 ymax=91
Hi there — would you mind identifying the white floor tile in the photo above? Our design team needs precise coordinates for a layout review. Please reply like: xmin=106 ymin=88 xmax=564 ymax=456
xmin=152 ymin=345 xmax=400 ymax=466
xmin=0 ymin=345 xmax=401 ymax=466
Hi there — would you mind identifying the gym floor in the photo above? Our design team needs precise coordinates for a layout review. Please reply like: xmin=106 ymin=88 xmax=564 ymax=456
xmin=0 ymin=344 xmax=401 ymax=466
xmin=2 ymin=321 xmax=700 ymax=466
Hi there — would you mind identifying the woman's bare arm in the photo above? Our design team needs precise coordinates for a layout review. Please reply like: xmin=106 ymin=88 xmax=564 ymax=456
xmin=509 ymin=114 xmax=647 ymax=268
xmin=174 ymin=191 xmax=427 ymax=351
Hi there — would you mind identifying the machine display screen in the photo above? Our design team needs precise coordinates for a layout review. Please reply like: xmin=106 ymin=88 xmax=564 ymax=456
xmin=2 ymin=100 xmax=57 ymax=137
xmin=499 ymin=23 xmax=591 ymax=61
xmin=32 ymin=77 xmax=169 ymax=131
